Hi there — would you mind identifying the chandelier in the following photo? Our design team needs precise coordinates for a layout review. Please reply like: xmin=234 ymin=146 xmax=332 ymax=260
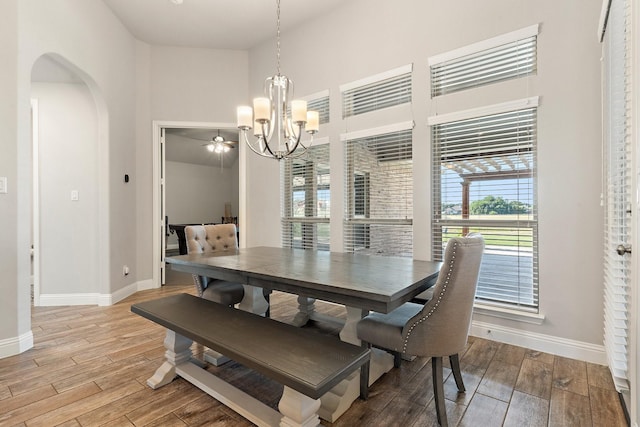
xmin=236 ymin=0 xmax=319 ymax=160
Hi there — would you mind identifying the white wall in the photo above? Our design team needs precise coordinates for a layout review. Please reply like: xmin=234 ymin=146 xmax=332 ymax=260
xmin=165 ymin=160 xmax=239 ymax=247
xmin=245 ymin=0 xmax=605 ymax=351
xmin=0 ymin=0 xmax=139 ymax=356
xmin=135 ymin=45 xmax=248 ymax=278
xmin=32 ymin=82 xmax=99 ymax=295
xmin=0 ymin=0 xmax=22 ymax=351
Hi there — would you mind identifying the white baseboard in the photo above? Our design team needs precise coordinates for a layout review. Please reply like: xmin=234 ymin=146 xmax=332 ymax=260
xmin=0 ymin=330 xmax=34 ymax=359
xmin=39 ymin=293 xmax=101 ymax=306
xmin=471 ymin=320 xmax=607 ymax=365
xmin=39 ymin=279 xmax=160 ymax=307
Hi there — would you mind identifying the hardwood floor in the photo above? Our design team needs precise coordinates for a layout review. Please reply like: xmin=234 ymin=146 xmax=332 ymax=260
xmin=0 ymin=280 xmax=628 ymax=426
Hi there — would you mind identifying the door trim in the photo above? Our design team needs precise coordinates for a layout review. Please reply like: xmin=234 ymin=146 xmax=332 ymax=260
xmin=152 ymin=120 xmax=240 ymax=287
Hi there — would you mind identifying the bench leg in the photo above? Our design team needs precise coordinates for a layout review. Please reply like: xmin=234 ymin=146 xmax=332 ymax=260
xmin=147 ymin=330 xmax=193 ymax=389
xmin=278 ymin=386 xmax=321 ymax=427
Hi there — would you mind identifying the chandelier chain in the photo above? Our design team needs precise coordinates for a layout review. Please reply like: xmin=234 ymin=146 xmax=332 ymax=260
xmin=276 ymin=0 xmax=281 ymax=76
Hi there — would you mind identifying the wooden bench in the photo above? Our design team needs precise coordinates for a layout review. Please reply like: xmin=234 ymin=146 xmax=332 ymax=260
xmin=131 ymin=293 xmax=370 ymax=427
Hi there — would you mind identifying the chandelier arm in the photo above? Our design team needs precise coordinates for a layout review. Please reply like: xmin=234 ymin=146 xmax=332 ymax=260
xmin=285 ymin=126 xmax=303 ymax=156
xmin=242 ymin=131 xmax=269 ymax=158
xmin=259 ymin=121 xmax=277 ymax=158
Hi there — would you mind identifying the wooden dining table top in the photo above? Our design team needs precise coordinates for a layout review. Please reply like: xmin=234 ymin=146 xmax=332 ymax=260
xmin=167 ymin=246 xmax=442 ymax=313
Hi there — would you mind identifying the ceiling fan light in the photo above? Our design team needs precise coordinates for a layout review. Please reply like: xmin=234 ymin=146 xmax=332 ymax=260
xmin=206 ymin=143 xmax=215 ymax=152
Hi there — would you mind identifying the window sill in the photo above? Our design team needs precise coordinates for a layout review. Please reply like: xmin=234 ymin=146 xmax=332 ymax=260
xmin=473 ymin=303 xmax=545 ymax=325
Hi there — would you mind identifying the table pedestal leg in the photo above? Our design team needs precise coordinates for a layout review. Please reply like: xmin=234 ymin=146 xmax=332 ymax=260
xmin=147 ymin=330 xmax=193 ymax=389
xmin=239 ymin=285 xmax=269 ymax=316
xmin=318 ymin=306 xmax=394 ymax=422
xmin=279 ymin=386 xmax=321 ymax=427
xmin=291 ymin=296 xmax=316 ymax=327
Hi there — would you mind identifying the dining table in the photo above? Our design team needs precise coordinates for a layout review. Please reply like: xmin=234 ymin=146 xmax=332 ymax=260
xmin=167 ymin=246 xmax=441 ymax=422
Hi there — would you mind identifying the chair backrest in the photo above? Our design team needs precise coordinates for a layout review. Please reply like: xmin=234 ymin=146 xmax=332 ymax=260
xmin=402 ymin=234 xmax=484 ymax=357
xmin=184 ymin=224 xmax=238 ymax=255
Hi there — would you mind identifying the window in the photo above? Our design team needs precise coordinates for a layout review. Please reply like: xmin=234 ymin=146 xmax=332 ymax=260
xmin=307 ymin=92 xmax=330 ymax=125
xmin=289 ymin=90 xmax=330 ymax=125
xmin=341 ymin=65 xmax=412 ymax=118
xmin=343 ymin=124 xmax=413 ymax=257
xmin=430 ymin=25 xmax=538 ymax=97
xmin=430 ymin=99 xmax=538 ymax=310
xmin=281 ymin=143 xmax=330 ymax=250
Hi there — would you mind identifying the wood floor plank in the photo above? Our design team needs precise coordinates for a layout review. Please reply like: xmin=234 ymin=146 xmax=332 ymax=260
xmin=142 ymin=412 xmax=188 ymax=427
xmin=0 ymin=382 xmax=100 ymax=426
xmin=7 ymin=356 xmax=112 ymax=396
xmin=125 ymin=379 xmax=209 ymax=426
xmin=51 ymin=355 xmax=147 ymax=394
xmin=458 ymin=392 xmax=508 ymax=426
xmin=549 ymin=387 xmax=592 ymax=426
xmin=586 ymin=363 xmax=616 ymax=390
xmin=76 ymin=377 xmax=194 ymax=426
xmin=444 ymin=362 xmax=486 ymax=405
xmin=588 ymin=385 xmax=627 ymax=427
xmin=515 ymin=358 xmax=554 ymax=400
xmin=553 ymin=356 xmax=589 ymax=397
xmin=0 ymin=385 xmax=11 ymax=401
xmin=460 ymin=338 xmax=500 ymax=369
xmin=361 ymin=393 xmax=429 ymax=427
xmin=493 ymin=343 xmax=526 ymax=367
xmin=503 ymin=390 xmax=549 ymax=427
xmin=99 ymin=415 xmax=136 ymax=426
xmin=525 ymin=349 xmax=555 ymax=366
xmin=0 ymin=384 xmax=57 ymax=415
xmin=24 ymin=380 xmax=144 ymax=427
xmin=477 ymin=359 xmax=520 ymax=402
xmin=171 ymin=394 xmax=231 ymax=426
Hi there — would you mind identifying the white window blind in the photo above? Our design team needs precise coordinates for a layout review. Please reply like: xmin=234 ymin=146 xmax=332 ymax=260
xmin=432 ymin=106 xmax=538 ymax=310
xmin=341 ymin=65 xmax=412 ymax=118
xmin=308 ymin=95 xmax=330 ymax=125
xmin=430 ymin=26 xmax=538 ymax=97
xmin=602 ymin=0 xmax=631 ymax=393
xmin=281 ymin=143 xmax=330 ymax=250
xmin=344 ymin=127 xmax=413 ymax=257
xmin=289 ymin=91 xmax=330 ymax=125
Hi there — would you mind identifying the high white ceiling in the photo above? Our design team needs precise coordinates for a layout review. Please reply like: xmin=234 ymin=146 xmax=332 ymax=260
xmin=102 ymin=0 xmax=347 ymax=50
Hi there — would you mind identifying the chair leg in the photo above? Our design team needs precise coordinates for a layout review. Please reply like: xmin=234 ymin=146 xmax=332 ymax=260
xmin=264 ymin=292 xmax=270 ymax=318
xmin=360 ymin=342 xmax=371 ymax=400
xmin=393 ymin=351 xmax=402 ymax=368
xmin=432 ymin=356 xmax=448 ymax=427
xmin=449 ymin=353 xmax=465 ymax=392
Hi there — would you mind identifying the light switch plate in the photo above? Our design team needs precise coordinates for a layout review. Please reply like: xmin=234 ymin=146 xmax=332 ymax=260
xmin=0 ymin=177 xmax=7 ymax=194
xmin=71 ymin=190 xmax=79 ymax=201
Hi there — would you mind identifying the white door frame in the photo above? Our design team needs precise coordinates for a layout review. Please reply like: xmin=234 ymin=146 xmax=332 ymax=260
xmin=152 ymin=120 xmax=244 ymax=287
xmin=31 ymin=99 xmax=40 ymax=306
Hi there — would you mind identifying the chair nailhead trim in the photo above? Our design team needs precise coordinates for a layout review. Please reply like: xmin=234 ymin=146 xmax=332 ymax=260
xmin=402 ymin=242 xmax=457 ymax=353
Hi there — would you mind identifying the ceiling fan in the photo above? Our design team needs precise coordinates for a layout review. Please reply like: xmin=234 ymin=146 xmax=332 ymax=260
xmin=202 ymin=130 xmax=237 ymax=154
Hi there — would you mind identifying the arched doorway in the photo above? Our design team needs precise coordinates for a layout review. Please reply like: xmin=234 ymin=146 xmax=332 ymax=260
xmin=30 ymin=54 xmax=108 ymax=306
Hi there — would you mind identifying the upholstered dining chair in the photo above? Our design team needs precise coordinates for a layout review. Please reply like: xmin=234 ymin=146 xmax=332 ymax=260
xmin=185 ymin=224 xmax=270 ymax=317
xmin=185 ymin=224 xmax=245 ymax=306
xmin=357 ymin=234 xmax=484 ymax=427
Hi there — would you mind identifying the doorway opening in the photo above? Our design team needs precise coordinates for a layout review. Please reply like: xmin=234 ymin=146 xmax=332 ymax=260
xmin=152 ymin=121 xmax=241 ymax=286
